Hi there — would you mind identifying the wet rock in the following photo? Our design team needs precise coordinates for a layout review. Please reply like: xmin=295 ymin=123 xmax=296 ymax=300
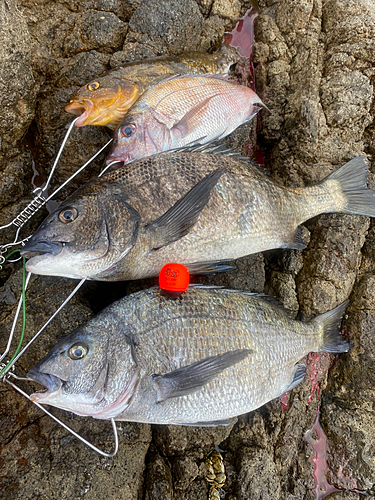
xmin=235 ymin=447 xmax=281 ymax=499
xmin=0 ymin=155 xmax=29 ymax=210
xmin=172 ymin=456 xmax=199 ymax=489
xmin=48 ymin=51 xmax=110 ymax=87
xmin=0 ymin=0 xmax=36 ymax=151
xmin=144 ymin=446 xmax=173 ymax=500
xmin=63 ymin=10 xmax=128 ymax=56
xmin=121 ymin=0 xmax=239 ymax=61
xmin=126 ymin=0 xmax=206 ymax=56
xmin=297 ymin=214 xmax=369 ymax=318
xmin=66 ymin=0 xmax=129 ymax=20
xmin=210 ymin=0 xmax=242 ymax=22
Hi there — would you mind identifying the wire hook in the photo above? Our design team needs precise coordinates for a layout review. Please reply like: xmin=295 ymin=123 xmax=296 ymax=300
xmin=4 ymin=377 xmax=119 ymax=458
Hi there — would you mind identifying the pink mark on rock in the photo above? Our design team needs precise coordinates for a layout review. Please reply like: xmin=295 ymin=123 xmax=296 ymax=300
xmin=224 ymin=7 xmax=266 ymax=167
xmin=224 ymin=7 xmax=258 ymax=91
xmin=246 ymin=143 xmax=266 ymax=166
xmin=224 ymin=8 xmax=258 ymax=59
xmin=340 ymin=325 xmax=350 ymax=341
xmin=306 ymin=352 xmax=331 ymax=404
xmin=304 ymin=407 xmax=342 ymax=500
xmin=280 ymin=392 xmax=290 ymax=410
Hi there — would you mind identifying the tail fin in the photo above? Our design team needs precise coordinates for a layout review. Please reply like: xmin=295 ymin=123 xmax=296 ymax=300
xmin=326 ymin=156 xmax=375 ymax=217
xmin=311 ymin=301 xmax=351 ymax=353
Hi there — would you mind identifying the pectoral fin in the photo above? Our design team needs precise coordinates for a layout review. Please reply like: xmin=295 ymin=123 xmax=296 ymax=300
xmin=152 ymin=349 xmax=252 ymax=403
xmin=145 ymin=168 xmax=226 ymax=250
xmin=171 ymin=95 xmax=219 ymax=137
xmin=151 ymin=94 xmax=219 ymax=138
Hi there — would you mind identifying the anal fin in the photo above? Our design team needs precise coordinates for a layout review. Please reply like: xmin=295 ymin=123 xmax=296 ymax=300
xmin=175 ymin=418 xmax=236 ymax=427
xmin=280 ymin=364 xmax=306 ymax=396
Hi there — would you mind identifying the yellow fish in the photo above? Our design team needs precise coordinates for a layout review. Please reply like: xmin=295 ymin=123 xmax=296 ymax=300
xmin=65 ymin=45 xmax=241 ymax=130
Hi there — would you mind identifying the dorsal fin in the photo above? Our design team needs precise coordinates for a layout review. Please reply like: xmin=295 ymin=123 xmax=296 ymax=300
xmin=188 ymin=286 xmax=295 ymax=317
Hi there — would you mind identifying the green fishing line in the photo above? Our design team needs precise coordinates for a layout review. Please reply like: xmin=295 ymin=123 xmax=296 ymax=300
xmin=0 ymin=250 xmax=26 ymax=377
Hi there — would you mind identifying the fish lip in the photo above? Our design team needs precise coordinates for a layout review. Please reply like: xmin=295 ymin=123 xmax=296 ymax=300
xmin=20 ymin=240 xmax=63 ymax=259
xmin=27 ymin=368 xmax=64 ymax=393
xmin=65 ymin=100 xmax=92 ymax=127
xmin=106 ymin=152 xmax=129 ymax=166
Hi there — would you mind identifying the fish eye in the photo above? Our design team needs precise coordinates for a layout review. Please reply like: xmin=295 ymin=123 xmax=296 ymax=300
xmin=58 ymin=207 xmax=78 ymax=224
xmin=88 ymin=81 xmax=100 ymax=91
xmin=68 ymin=344 xmax=88 ymax=360
xmin=121 ymin=123 xmax=136 ymax=138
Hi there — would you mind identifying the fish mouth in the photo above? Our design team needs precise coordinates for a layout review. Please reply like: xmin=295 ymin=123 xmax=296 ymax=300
xmin=20 ymin=240 xmax=63 ymax=259
xmin=106 ymin=152 xmax=129 ymax=166
xmin=65 ymin=100 xmax=93 ymax=127
xmin=27 ymin=368 xmax=64 ymax=398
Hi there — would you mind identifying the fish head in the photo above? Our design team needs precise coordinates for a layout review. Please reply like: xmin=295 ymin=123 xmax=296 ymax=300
xmin=20 ymin=182 xmax=140 ymax=279
xmin=65 ymin=75 xmax=140 ymax=129
xmin=213 ymin=43 xmax=242 ymax=70
xmin=27 ymin=321 xmax=139 ymax=417
xmin=106 ymin=107 xmax=170 ymax=165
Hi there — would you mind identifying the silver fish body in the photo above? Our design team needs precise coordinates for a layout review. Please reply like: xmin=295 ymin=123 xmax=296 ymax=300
xmin=21 ymin=153 xmax=375 ymax=281
xmin=27 ymin=287 xmax=350 ymax=424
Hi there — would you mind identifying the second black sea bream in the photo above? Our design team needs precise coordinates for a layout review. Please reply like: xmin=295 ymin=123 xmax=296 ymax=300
xmin=21 ymin=152 xmax=375 ymax=281
xmin=27 ymin=286 xmax=350 ymax=425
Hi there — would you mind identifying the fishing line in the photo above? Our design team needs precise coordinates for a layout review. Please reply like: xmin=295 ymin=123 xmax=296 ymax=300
xmin=5 ymin=377 xmax=119 ymax=458
xmin=0 ymin=251 xmax=31 ymax=367
xmin=1 ymin=277 xmax=87 ymax=377
xmin=98 ymin=160 xmax=122 ymax=177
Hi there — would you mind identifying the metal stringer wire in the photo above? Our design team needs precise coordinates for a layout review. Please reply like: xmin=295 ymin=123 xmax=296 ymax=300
xmin=0 ymin=276 xmax=120 ymax=457
xmin=0 ymin=124 xmax=119 ymax=456
xmin=0 ymin=118 xmax=113 ymax=254
xmin=5 ymin=377 xmax=119 ymax=458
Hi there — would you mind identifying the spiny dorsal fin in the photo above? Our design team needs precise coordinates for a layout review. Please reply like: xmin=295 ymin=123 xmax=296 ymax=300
xmin=188 ymin=286 xmax=295 ymax=317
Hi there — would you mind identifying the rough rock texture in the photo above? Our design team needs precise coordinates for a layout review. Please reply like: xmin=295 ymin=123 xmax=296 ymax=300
xmin=0 ymin=0 xmax=375 ymax=499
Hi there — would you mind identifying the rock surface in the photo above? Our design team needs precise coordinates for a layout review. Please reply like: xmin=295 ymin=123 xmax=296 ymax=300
xmin=0 ymin=0 xmax=374 ymax=499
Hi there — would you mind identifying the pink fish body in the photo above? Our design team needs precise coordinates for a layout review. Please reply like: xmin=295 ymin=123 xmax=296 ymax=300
xmin=107 ymin=74 xmax=267 ymax=165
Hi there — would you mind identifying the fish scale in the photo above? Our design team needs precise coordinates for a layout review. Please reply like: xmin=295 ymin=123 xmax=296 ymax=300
xmin=27 ymin=287 xmax=350 ymax=425
xmin=21 ymin=154 xmax=375 ymax=281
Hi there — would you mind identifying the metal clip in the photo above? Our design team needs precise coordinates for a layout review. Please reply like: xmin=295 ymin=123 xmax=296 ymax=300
xmin=0 ymin=118 xmax=112 ymax=254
